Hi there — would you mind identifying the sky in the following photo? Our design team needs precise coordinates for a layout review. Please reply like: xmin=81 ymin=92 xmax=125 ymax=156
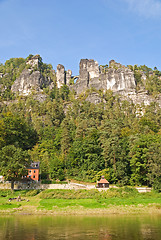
xmin=0 ymin=0 xmax=161 ymax=75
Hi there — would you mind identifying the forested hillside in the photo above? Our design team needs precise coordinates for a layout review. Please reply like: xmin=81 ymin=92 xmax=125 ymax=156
xmin=0 ymin=56 xmax=161 ymax=190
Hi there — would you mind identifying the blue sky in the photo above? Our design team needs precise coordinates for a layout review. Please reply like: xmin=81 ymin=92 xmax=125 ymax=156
xmin=0 ymin=0 xmax=161 ymax=75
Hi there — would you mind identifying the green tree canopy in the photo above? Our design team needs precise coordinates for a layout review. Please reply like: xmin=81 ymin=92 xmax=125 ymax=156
xmin=0 ymin=145 xmax=30 ymax=190
xmin=0 ymin=112 xmax=38 ymax=150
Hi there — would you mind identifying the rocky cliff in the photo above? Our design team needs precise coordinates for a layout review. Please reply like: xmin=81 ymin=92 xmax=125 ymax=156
xmin=70 ymin=59 xmax=136 ymax=95
xmin=11 ymin=55 xmax=50 ymax=95
xmin=9 ymin=55 xmax=161 ymax=107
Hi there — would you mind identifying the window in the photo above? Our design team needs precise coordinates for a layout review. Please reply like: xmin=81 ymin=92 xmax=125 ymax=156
xmin=34 ymin=170 xmax=36 ymax=173
xmin=33 ymin=175 xmax=35 ymax=178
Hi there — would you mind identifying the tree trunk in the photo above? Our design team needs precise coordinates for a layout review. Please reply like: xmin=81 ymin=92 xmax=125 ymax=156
xmin=11 ymin=180 xmax=14 ymax=191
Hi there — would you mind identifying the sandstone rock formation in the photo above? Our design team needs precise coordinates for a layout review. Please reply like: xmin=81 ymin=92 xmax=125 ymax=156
xmin=10 ymin=55 xmax=161 ymax=107
xmin=70 ymin=59 xmax=136 ymax=96
xmin=107 ymin=60 xmax=136 ymax=93
xmin=66 ymin=70 xmax=72 ymax=86
xmin=56 ymin=64 xmax=72 ymax=88
xmin=56 ymin=64 xmax=66 ymax=88
xmin=69 ymin=59 xmax=161 ymax=107
xmin=26 ymin=54 xmax=40 ymax=68
xmin=11 ymin=55 xmax=50 ymax=96
xmin=11 ymin=69 xmax=43 ymax=95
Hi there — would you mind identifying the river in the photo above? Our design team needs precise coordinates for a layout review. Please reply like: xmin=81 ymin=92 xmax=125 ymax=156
xmin=0 ymin=215 xmax=161 ymax=240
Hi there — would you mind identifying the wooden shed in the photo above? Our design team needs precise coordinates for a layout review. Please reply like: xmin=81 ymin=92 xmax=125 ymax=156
xmin=97 ymin=176 xmax=109 ymax=188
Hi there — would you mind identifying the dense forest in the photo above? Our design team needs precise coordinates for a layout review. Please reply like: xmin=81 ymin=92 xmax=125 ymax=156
xmin=0 ymin=56 xmax=161 ymax=190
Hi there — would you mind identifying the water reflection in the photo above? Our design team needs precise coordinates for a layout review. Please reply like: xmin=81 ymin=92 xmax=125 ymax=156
xmin=0 ymin=215 xmax=161 ymax=240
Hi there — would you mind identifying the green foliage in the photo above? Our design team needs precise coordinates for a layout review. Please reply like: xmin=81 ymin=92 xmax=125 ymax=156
xmin=0 ymin=57 xmax=26 ymax=100
xmin=39 ymin=187 xmax=139 ymax=200
xmin=128 ymin=64 xmax=161 ymax=95
xmin=100 ymin=64 xmax=109 ymax=73
xmin=1 ymin=57 xmax=161 ymax=189
xmin=59 ymin=84 xmax=70 ymax=101
xmin=0 ymin=145 xmax=30 ymax=190
xmin=147 ymin=139 xmax=161 ymax=191
xmin=25 ymin=189 xmax=41 ymax=196
xmin=134 ymin=70 xmax=142 ymax=84
xmin=95 ymin=169 xmax=111 ymax=182
xmin=41 ymin=179 xmax=52 ymax=184
xmin=0 ymin=112 xmax=38 ymax=150
xmin=146 ymin=75 xmax=161 ymax=95
xmin=0 ymin=190 xmax=14 ymax=197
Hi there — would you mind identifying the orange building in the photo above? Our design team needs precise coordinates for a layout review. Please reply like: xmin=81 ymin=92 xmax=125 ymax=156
xmin=27 ymin=162 xmax=40 ymax=181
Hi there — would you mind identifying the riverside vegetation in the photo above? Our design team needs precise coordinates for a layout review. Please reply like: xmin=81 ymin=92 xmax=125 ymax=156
xmin=0 ymin=188 xmax=161 ymax=214
xmin=1 ymin=56 xmax=161 ymax=190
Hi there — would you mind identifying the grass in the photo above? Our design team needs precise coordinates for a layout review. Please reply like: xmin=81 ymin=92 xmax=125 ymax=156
xmin=39 ymin=197 xmax=161 ymax=210
xmin=0 ymin=188 xmax=161 ymax=214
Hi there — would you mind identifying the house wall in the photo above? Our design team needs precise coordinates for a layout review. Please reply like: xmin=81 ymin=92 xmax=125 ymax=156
xmin=27 ymin=169 xmax=39 ymax=181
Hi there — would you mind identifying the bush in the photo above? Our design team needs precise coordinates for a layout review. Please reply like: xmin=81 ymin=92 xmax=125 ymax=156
xmin=39 ymin=188 xmax=140 ymax=200
xmin=25 ymin=189 xmax=41 ymax=197
xmin=39 ymin=189 xmax=100 ymax=199
xmin=41 ymin=180 xmax=68 ymax=184
xmin=153 ymin=180 xmax=161 ymax=193
xmin=41 ymin=180 xmax=52 ymax=184
xmin=0 ymin=190 xmax=13 ymax=197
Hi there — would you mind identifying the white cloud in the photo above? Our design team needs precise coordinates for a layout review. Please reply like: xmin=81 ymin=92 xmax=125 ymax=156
xmin=124 ymin=0 xmax=161 ymax=18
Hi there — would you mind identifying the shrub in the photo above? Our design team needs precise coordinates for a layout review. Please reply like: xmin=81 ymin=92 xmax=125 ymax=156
xmin=39 ymin=189 xmax=101 ymax=199
xmin=0 ymin=190 xmax=13 ymax=197
xmin=41 ymin=180 xmax=52 ymax=184
xmin=25 ymin=190 xmax=41 ymax=197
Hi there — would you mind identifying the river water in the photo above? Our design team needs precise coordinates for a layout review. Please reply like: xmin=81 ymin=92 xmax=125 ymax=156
xmin=0 ymin=215 xmax=161 ymax=240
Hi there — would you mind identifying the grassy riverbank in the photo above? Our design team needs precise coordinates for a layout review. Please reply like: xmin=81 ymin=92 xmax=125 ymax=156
xmin=0 ymin=187 xmax=161 ymax=215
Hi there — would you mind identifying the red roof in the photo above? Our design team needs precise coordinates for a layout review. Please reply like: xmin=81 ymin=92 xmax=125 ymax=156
xmin=98 ymin=176 xmax=109 ymax=184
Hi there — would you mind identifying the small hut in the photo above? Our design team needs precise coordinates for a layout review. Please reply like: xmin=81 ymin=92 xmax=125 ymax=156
xmin=97 ymin=176 xmax=109 ymax=188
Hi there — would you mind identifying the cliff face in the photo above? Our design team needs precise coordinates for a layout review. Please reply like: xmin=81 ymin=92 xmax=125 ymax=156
xmin=11 ymin=70 xmax=43 ymax=95
xmin=9 ymin=55 xmax=138 ymax=97
xmin=68 ymin=59 xmax=161 ymax=107
xmin=11 ymin=55 xmax=50 ymax=95
xmin=10 ymin=55 xmax=161 ymax=107
xmin=71 ymin=59 xmax=136 ymax=95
